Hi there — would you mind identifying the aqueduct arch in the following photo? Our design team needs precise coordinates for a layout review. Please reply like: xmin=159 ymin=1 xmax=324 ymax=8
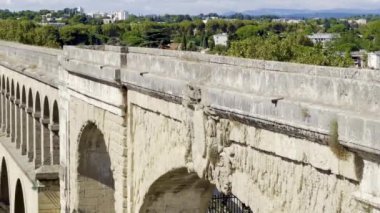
xmin=21 ymin=86 xmax=27 ymax=155
xmin=42 ymin=96 xmax=50 ymax=165
xmin=0 ymin=158 xmax=9 ymax=209
xmin=140 ymin=168 xmax=214 ymax=212
xmin=77 ymin=122 xmax=115 ymax=213
xmin=34 ymin=92 xmax=41 ymax=168
xmin=10 ymin=80 xmax=15 ymax=142
xmin=52 ymin=101 xmax=59 ymax=165
xmin=14 ymin=179 xmax=25 ymax=213
xmin=16 ymin=83 xmax=20 ymax=149
xmin=27 ymin=88 xmax=33 ymax=161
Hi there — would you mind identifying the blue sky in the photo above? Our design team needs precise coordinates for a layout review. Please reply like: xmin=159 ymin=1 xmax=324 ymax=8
xmin=1 ymin=0 xmax=380 ymax=14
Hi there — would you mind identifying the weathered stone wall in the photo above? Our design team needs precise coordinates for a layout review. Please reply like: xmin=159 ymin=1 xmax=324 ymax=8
xmin=67 ymin=96 xmax=125 ymax=213
xmin=0 ymin=41 xmax=379 ymax=213
xmin=126 ymin=91 xmax=190 ymax=212
xmin=126 ymin=91 xmax=365 ymax=213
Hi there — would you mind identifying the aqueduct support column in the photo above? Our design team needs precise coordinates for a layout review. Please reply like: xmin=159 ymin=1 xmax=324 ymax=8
xmin=20 ymin=104 xmax=27 ymax=155
xmin=33 ymin=112 xmax=42 ymax=168
xmin=26 ymin=107 xmax=34 ymax=161
xmin=6 ymin=93 xmax=10 ymax=137
xmin=41 ymin=119 xmax=51 ymax=165
xmin=15 ymin=99 xmax=21 ymax=149
xmin=10 ymin=97 xmax=15 ymax=142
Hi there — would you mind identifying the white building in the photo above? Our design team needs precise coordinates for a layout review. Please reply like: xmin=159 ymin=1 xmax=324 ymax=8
xmin=114 ymin=11 xmax=129 ymax=21
xmin=213 ymin=33 xmax=228 ymax=46
xmin=307 ymin=33 xmax=338 ymax=45
xmin=77 ymin=7 xmax=85 ymax=14
xmin=368 ymin=52 xmax=380 ymax=69
xmin=356 ymin=19 xmax=367 ymax=25
xmin=103 ymin=18 xmax=114 ymax=24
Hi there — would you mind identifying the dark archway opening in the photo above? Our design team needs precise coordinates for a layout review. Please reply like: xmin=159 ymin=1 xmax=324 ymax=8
xmin=27 ymin=89 xmax=34 ymax=162
xmin=52 ymin=101 xmax=59 ymax=165
xmin=0 ymin=159 xmax=9 ymax=212
xmin=14 ymin=179 xmax=25 ymax=213
xmin=42 ymin=97 xmax=50 ymax=165
xmin=140 ymin=168 xmax=214 ymax=212
xmin=10 ymin=80 xmax=15 ymax=142
xmin=34 ymin=92 xmax=41 ymax=168
xmin=1 ymin=76 xmax=5 ymax=131
xmin=21 ymin=87 xmax=27 ymax=155
xmin=6 ymin=78 xmax=9 ymax=136
xmin=77 ymin=123 xmax=115 ymax=213
xmin=15 ymin=84 xmax=21 ymax=149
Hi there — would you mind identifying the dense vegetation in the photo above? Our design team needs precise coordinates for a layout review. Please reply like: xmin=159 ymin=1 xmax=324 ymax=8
xmin=1 ymin=9 xmax=380 ymax=67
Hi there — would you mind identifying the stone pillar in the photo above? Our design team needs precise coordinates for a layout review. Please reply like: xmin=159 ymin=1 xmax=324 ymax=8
xmin=10 ymin=96 xmax=15 ymax=142
xmin=1 ymin=92 xmax=6 ymax=133
xmin=20 ymin=103 xmax=27 ymax=155
xmin=15 ymin=99 xmax=21 ymax=149
xmin=34 ymin=111 xmax=42 ymax=168
xmin=26 ymin=107 xmax=34 ymax=162
xmin=0 ymin=92 xmax=2 ymax=131
xmin=354 ymin=159 xmax=380 ymax=212
xmin=41 ymin=117 xmax=51 ymax=165
xmin=50 ymin=123 xmax=59 ymax=165
xmin=6 ymin=92 xmax=10 ymax=137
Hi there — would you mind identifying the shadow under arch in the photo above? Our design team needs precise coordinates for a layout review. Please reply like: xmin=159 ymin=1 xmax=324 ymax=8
xmin=34 ymin=92 xmax=41 ymax=168
xmin=77 ymin=122 xmax=115 ymax=213
xmin=14 ymin=179 xmax=25 ymax=213
xmin=0 ymin=158 xmax=9 ymax=210
xmin=52 ymin=101 xmax=59 ymax=165
xmin=27 ymin=88 xmax=34 ymax=162
xmin=42 ymin=96 xmax=50 ymax=165
xmin=15 ymin=83 xmax=21 ymax=149
xmin=21 ymin=86 xmax=27 ymax=155
xmin=140 ymin=168 xmax=214 ymax=212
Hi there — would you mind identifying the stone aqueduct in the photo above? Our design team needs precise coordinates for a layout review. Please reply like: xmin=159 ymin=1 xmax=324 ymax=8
xmin=0 ymin=40 xmax=377 ymax=212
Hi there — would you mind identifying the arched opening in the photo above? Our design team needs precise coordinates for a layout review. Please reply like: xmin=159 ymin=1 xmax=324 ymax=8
xmin=6 ymin=78 xmax=9 ymax=136
xmin=21 ymin=87 xmax=27 ymax=155
xmin=10 ymin=80 xmax=15 ymax=142
xmin=0 ymin=75 xmax=2 ymax=130
xmin=42 ymin=97 xmax=50 ymax=165
xmin=16 ymin=83 xmax=21 ymax=149
xmin=1 ymin=76 xmax=5 ymax=131
xmin=0 ymin=159 xmax=9 ymax=211
xmin=27 ymin=89 xmax=34 ymax=162
xmin=14 ymin=179 xmax=25 ymax=213
xmin=52 ymin=101 xmax=59 ymax=165
xmin=140 ymin=168 xmax=214 ymax=212
xmin=34 ymin=92 xmax=41 ymax=168
xmin=77 ymin=123 xmax=115 ymax=213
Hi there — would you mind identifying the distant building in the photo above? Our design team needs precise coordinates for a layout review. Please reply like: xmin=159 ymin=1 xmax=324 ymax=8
xmin=349 ymin=51 xmax=366 ymax=68
xmin=114 ymin=10 xmax=129 ymax=21
xmin=349 ymin=19 xmax=367 ymax=26
xmin=77 ymin=7 xmax=85 ymax=14
xmin=87 ymin=12 xmax=108 ymax=19
xmin=368 ymin=52 xmax=380 ymax=69
xmin=40 ymin=22 xmax=66 ymax=27
xmin=103 ymin=18 xmax=114 ymax=24
xmin=213 ymin=33 xmax=228 ymax=46
xmin=287 ymin=19 xmax=304 ymax=24
xmin=41 ymin=13 xmax=65 ymax=27
xmin=307 ymin=33 xmax=338 ymax=45
xmin=202 ymin=17 xmax=218 ymax=24
xmin=356 ymin=19 xmax=367 ymax=25
xmin=272 ymin=18 xmax=304 ymax=24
